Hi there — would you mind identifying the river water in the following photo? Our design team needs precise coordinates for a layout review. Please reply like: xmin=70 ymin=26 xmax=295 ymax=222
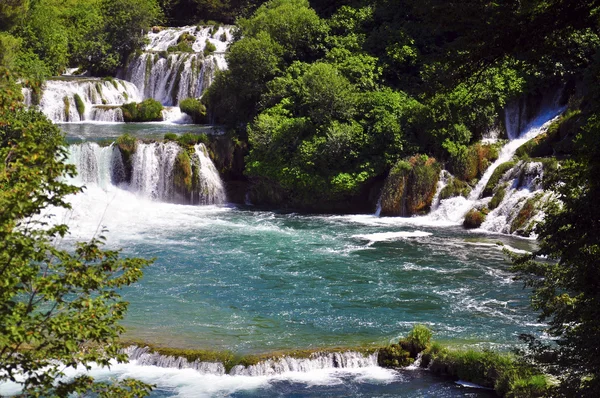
xmin=2 ymin=123 xmax=542 ymax=397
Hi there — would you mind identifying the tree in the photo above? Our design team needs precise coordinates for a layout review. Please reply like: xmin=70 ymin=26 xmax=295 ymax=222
xmin=0 ymin=69 xmax=153 ymax=396
xmin=511 ymin=116 xmax=600 ymax=396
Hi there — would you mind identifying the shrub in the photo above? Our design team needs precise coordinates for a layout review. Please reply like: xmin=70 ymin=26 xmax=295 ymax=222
xmin=401 ymin=324 xmax=433 ymax=357
xmin=176 ymin=132 xmax=209 ymax=147
xmin=377 ymin=344 xmax=413 ymax=368
xmin=179 ymin=97 xmax=207 ymax=124
xmin=164 ymin=133 xmax=177 ymax=141
xmin=121 ymin=99 xmax=163 ymax=122
xmin=203 ymin=40 xmax=217 ymax=57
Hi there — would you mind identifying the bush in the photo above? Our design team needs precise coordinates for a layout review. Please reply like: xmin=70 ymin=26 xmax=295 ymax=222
xmin=176 ymin=132 xmax=209 ymax=147
xmin=401 ymin=324 xmax=433 ymax=357
xmin=179 ymin=97 xmax=207 ymax=124
xmin=164 ymin=132 xmax=177 ymax=141
xmin=203 ymin=40 xmax=217 ymax=57
xmin=121 ymin=99 xmax=163 ymax=122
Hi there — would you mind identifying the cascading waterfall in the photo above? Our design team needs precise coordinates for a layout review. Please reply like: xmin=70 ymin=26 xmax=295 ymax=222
xmin=124 ymin=346 xmax=378 ymax=377
xmin=130 ymin=142 xmax=180 ymax=200
xmin=66 ymin=142 xmax=125 ymax=188
xmin=38 ymin=78 xmax=142 ymax=123
xmin=121 ymin=25 xmax=233 ymax=106
xmin=424 ymin=103 xmax=565 ymax=234
xmin=194 ymin=143 xmax=226 ymax=205
xmin=66 ymin=141 xmax=226 ymax=205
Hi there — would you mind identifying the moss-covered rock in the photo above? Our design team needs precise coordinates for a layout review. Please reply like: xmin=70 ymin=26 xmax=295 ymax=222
xmin=489 ymin=183 xmax=508 ymax=210
xmin=516 ymin=109 xmax=581 ymax=159
xmin=180 ymin=97 xmax=207 ymax=124
xmin=173 ymin=149 xmax=193 ymax=199
xmin=115 ymin=133 xmax=137 ymax=182
xmin=510 ymin=193 xmax=544 ymax=236
xmin=74 ymin=93 xmax=85 ymax=119
xmin=464 ymin=208 xmax=487 ymax=229
xmin=439 ymin=177 xmax=472 ymax=200
xmin=377 ymin=344 xmax=414 ymax=368
xmin=448 ymin=142 xmax=501 ymax=182
xmin=482 ymin=161 xmax=516 ymax=197
xmin=380 ymin=155 xmax=441 ymax=216
xmin=63 ymin=96 xmax=70 ymax=121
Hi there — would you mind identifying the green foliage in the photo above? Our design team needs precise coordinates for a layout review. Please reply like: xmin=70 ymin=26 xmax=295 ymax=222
xmin=173 ymin=149 xmax=193 ymax=194
xmin=180 ymin=97 xmax=207 ymax=124
xmin=510 ymin=193 xmax=543 ymax=236
xmin=164 ymin=132 xmax=177 ymax=140
xmin=176 ymin=132 xmax=209 ymax=147
xmin=0 ymin=77 xmax=152 ymax=395
xmin=121 ymin=99 xmax=163 ymax=122
xmin=203 ymin=39 xmax=216 ymax=56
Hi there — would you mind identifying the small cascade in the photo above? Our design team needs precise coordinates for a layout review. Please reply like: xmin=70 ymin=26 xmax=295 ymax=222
xmin=38 ymin=78 xmax=141 ymax=123
xmin=194 ymin=143 xmax=226 ymax=205
xmin=406 ymin=353 xmax=423 ymax=370
xmin=65 ymin=141 xmax=226 ymax=206
xmin=121 ymin=25 xmax=233 ymax=106
xmin=130 ymin=142 xmax=180 ymax=200
xmin=125 ymin=346 xmax=378 ymax=377
xmin=66 ymin=143 xmax=124 ymax=188
xmin=125 ymin=346 xmax=226 ymax=375
xmin=430 ymin=170 xmax=451 ymax=211
xmin=429 ymin=105 xmax=564 ymax=226
xmin=21 ymin=87 xmax=33 ymax=106
xmin=480 ymin=161 xmax=548 ymax=236
xmin=161 ymin=106 xmax=193 ymax=124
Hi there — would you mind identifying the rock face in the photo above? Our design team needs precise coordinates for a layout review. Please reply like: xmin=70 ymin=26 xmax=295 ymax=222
xmin=380 ymin=155 xmax=441 ymax=217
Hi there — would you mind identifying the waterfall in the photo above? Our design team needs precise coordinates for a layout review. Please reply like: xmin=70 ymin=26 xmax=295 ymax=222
xmin=125 ymin=346 xmax=378 ymax=377
xmin=121 ymin=25 xmax=233 ymax=106
xmin=430 ymin=170 xmax=451 ymax=211
xmin=38 ymin=78 xmax=142 ymax=123
xmin=161 ymin=106 xmax=193 ymax=124
xmin=66 ymin=143 xmax=124 ymax=188
xmin=194 ymin=143 xmax=226 ymax=205
xmin=130 ymin=142 xmax=180 ymax=200
xmin=479 ymin=161 xmax=548 ymax=236
xmin=66 ymin=141 xmax=226 ymax=206
xmin=427 ymin=105 xmax=563 ymax=226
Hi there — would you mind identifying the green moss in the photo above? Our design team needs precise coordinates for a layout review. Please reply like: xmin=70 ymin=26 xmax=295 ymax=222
xmin=377 ymin=344 xmax=413 ymax=368
xmin=171 ymin=62 xmax=187 ymax=104
xmin=63 ymin=96 xmax=70 ymax=121
xmin=179 ymin=97 xmax=207 ymax=124
xmin=168 ymin=41 xmax=194 ymax=53
xmin=116 ymin=134 xmax=137 ymax=182
xmin=463 ymin=208 xmax=486 ymax=229
xmin=439 ymin=177 xmax=471 ymax=200
xmin=164 ymin=132 xmax=177 ymax=141
xmin=176 ymin=132 xmax=209 ymax=147
xmin=103 ymin=76 xmax=119 ymax=90
xmin=483 ymin=161 xmax=516 ymax=197
xmin=516 ymin=109 xmax=581 ymax=159
xmin=73 ymin=93 xmax=85 ymax=119
xmin=95 ymin=82 xmax=103 ymax=98
xmin=489 ymin=183 xmax=507 ymax=210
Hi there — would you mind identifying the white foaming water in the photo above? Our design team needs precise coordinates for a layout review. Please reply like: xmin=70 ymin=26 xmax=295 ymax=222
xmin=131 ymin=142 xmax=180 ymax=200
xmin=425 ymin=105 xmax=564 ymax=230
xmin=352 ymin=231 xmax=433 ymax=243
xmin=479 ymin=161 xmax=548 ymax=236
xmin=161 ymin=106 xmax=193 ymax=124
xmin=64 ymin=141 xmax=225 ymax=209
xmin=122 ymin=25 xmax=233 ymax=106
xmin=430 ymin=170 xmax=451 ymax=211
xmin=38 ymin=78 xmax=142 ymax=123
xmin=194 ymin=143 xmax=226 ymax=205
